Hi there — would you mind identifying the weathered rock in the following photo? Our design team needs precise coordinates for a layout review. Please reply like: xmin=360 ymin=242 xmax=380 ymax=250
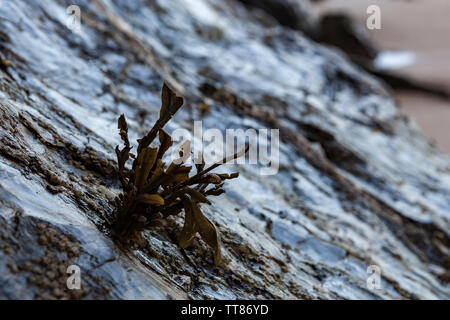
xmin=317 ymin=13 xmax=379 ymax=60
xmin=0 ymin=0 xmax=449 ymax=299
xmin=237 ymin=0 xmax=318 ymax=35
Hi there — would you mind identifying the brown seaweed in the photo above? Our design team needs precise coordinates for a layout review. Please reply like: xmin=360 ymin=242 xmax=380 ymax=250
xmin=112 ymin=82 xmax=248 ymax=265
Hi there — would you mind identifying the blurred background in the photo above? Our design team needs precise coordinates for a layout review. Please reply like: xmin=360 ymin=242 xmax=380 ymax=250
xmin=313 ymin=0 xmax=450 ymax=153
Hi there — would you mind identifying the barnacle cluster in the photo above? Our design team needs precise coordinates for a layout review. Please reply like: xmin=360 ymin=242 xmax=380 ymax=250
xmin=113 ymin=83 xmax=247 ymax=265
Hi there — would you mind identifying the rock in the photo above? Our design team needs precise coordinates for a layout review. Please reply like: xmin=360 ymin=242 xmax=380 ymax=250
xmin=0 ymin=0 xmax=449 ymax=299
xmin=174 ymin=275 xmax=192 ymax=291
xmin=317 ymin=13 xmax=379 ymax=60
xmin=237 ymin=0 xmax=318 ymax=35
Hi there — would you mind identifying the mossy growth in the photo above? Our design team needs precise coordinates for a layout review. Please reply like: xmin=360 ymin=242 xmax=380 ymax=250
xmin=112 ymin=83 xmax=248 ymax=265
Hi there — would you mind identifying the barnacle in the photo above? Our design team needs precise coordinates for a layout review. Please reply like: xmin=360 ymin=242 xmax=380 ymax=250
xmin=112 ymin=82 xmax=248 ymax=265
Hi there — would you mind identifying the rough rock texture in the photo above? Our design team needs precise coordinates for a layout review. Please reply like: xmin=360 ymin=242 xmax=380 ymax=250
xmin=0 ymin=0 xmax=449 ymax=299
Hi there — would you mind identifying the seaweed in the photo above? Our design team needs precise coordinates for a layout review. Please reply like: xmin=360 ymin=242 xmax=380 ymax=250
xmin=112 ymin=83 xmax=248 ymax=265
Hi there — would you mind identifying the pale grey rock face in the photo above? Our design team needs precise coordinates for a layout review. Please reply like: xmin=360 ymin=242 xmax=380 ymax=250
xmin=0 ymin=0 xmax=449 ymax=299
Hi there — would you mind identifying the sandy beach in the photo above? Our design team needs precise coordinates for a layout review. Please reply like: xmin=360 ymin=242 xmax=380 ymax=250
xmin=315 ymin=0 xmax=450 ymax=153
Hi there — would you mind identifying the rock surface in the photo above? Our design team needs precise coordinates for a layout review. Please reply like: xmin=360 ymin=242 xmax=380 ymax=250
xmin=0 ymin=0 xmax=449 ymax=299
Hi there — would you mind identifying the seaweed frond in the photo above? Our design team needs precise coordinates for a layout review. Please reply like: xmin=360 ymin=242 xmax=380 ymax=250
xmin=112 ymin=82 xmax=248 ymax=265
